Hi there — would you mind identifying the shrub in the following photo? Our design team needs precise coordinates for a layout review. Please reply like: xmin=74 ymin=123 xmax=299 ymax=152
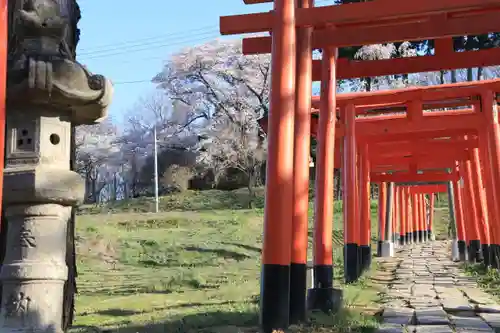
xmin=161 ymin=165 xmax=193 ymax=192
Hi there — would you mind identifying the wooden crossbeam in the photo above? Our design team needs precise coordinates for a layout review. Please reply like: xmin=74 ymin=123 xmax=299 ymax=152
xmin=296 ymin=0 xmax=500 ymax=27
xmin=371 ymin=172 xmax=456 ymax=183
xmin=407 ymin=184 xmax=448 ymax=193
xmin=369 ymin=138 xmax=478 ymax=155
xmin=312 ymin=79 xmax=500 ymax=107
xmin=220 ymin=0 xmax=500 ymax=35
xmin=260 ymin=111 xmax=481 ymax=137
xmin=355 ymin=130 xmax=478 ymax=143
xmin=348 ymin=112 xmax=482 ymax=137
xmin=242 ymin=10 xmax=500 ymax=50
xmin=242 ymin=46 xmax=500 ymax=81
xmin=346 ymin=151 xmax=466 ymax=171
xmin=370 ymin=161 xmax=459 ymax=173
xmin=314 ymin=12 xmax=500 ymax=48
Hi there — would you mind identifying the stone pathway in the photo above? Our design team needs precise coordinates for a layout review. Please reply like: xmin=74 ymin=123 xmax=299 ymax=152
xmin=377 ymin=241 xmax=500 ymax=333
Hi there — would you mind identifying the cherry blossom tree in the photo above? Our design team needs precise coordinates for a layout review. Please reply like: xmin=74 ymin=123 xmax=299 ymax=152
xmin=75 ymin=119 xmax=120 ymax=203
xmin=152 ymin=39 xmax=270 ymax=203
xmin=119 ymin=91 xmax=200 ymax=197
xmin=351 ymin=42 xmax=417 ymax=91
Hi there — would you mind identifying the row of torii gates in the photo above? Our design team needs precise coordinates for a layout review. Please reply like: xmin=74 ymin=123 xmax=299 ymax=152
xmin=220 ymin=0 xmax=500 ymax=332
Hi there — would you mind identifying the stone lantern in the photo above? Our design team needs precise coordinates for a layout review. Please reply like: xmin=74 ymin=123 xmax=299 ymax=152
xmin=0 ymin=0 xmax=113 ymax=331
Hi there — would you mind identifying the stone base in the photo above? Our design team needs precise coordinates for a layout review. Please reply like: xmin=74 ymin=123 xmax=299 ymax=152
xmin=359 ymin=245 xmax=371 ymax=273
xmin=392 ymin=233 xmax=399 ymax=246
xmin=468 ymin=239 xmax=482 ymax=263
xmin=399 ymin=234 xmax=406 ymax=246
xmin=377 ymin=240 xmax=383 ymax=257
xmin=393 ymin=241 xmax=399 ymax=249
xmin=418 ymin=230 xmax=425 ymax=243
xmin=482 ymin=244 xmax=491 ymax=267
xmin=406 ymin=232 xmax=413 ymax=244
xmin=307 ymin=287 xmax=343 ymax=314
xmin=289 ymin=263 xmax=307 ymax=324
xmin=412 ymin=231 xmax=419 ymax=243
xmin=344 ymin=244 xmax=359 ymax=283
xmin=380 ymin=241 xmax=394 ymax=257
xmin=491 ymin=244 xmax=499 ymax=268
xmin=451 ymin=239 xmax=460 ymax=261
xmin=0 ymin=204 xmax=71 ymax=333
xmin=458 ymin=240 xmax=467 ymax=262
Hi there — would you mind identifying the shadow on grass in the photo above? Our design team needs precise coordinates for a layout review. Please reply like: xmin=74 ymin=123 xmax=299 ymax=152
xmin=221 ymin=242 xmax=262 ymax=253
xmin=103 ymin=310 xmax=259 ymax=333
xmin=71 ymin=306 xmax=379 ymax=333
xmin=80 ymin=301 xmax=243 ymax=318
xmin=184 ymin=246 xmax=251 ymax=261
xmin=79 ymin=285 xmax=174 ymax=297
xmin=96 ymin=309 xmax=144 ymax=317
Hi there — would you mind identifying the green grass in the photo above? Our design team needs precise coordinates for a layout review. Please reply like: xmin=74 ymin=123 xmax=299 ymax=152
xmin=71 ymin=189 xmax=386 ymax=332
xmin=462 ymin=264 xmax=500 ymax=299
xmin=433 ymin=207 xmax=451 ymax=240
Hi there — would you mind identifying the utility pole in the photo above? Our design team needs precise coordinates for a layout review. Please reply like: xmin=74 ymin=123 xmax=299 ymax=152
xmin=154 ymin=126 xmax=159 ymax=213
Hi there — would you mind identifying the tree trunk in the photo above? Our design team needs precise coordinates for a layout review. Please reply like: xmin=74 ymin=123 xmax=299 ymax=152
xmin=247 ymin=171 xmax=257 ymax=209
xmin=84 ymin=168 xmax=93 ymax=203
xmin=84 ymin=177 xmax=91 ymax=203
xmin=91 ymin=175 xmax=97 ymax=204
xmin=467 ymin=68 xmax=473 ymax=82
xmin=477 ymin=67 xmax=483 ymax=80
xmin=365 ymin=77 xmax=372 ymax=92
xmin=254 ymin=167 xmax=262 ymax=187
xmin=370 ymin=183 xmax=376 ymax=200
xmin=334 ymin=168 xmax=342 ymax=200
xmin=112 ymin=173 xmax=118 ymax=201
xmin=439 ymin=71 xmax=445 ymax=84
xmin=131 ymin=170 xmax=139 ymax=198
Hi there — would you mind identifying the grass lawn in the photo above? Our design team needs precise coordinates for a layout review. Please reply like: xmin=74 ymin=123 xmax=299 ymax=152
xmin=70 ymin=188 xmax=433 ymax=333
xmin=433 ymin=207 xmax=452 ymax=240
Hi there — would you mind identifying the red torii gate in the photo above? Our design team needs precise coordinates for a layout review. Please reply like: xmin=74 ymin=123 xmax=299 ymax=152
xmin=219 ymin=1 xmax=500 ymax=332
xmin=261 ymin=110 xmax=475 ymax=273
xmin=257 ymin=85 xmax=486 ymax=293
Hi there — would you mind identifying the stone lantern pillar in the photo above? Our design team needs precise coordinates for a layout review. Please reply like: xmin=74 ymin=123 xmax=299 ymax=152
xmin=0 ymin=0 xmax=113 ymax=331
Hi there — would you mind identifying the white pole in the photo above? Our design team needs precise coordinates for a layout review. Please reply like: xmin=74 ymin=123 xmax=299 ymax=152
xmin=153 ymin=126 xmax=159 ymax=213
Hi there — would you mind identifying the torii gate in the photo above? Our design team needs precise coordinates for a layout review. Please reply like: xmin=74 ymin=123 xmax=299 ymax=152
xmin=220 ymin=1 xmax=500 ymax=332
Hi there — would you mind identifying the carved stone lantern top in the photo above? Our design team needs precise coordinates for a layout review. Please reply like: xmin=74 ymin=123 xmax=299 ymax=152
xmin=7 ymin=0 xmax=113 ymax=125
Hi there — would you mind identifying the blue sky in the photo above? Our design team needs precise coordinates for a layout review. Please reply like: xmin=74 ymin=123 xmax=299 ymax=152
xmin=76 ymin=0 xmax=276 ymax=125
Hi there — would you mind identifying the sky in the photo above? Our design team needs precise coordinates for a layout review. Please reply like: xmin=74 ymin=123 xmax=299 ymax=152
xmin=75 ymin=0 xmax=275 ymax=126
xmin=76 ymin=0 xmax=337 ymax=127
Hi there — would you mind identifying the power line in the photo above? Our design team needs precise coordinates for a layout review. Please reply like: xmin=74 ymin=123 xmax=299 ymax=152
xmin=78 ymin=25 xmax=217 ymax=52
xmin=79 ymin=30 xmax=220 ymax=60
xmin=78 ymin=25 xmax=219 ymax=55
xmin=78 ymin=0 xmax=336 ymax=59
xmin=104 ymin=0 xmax=338 ymax=84
xmin=78 ymin=0 xmax=335 ymax=56
xmin=113 ymin=79 xmax=152 ymax=85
